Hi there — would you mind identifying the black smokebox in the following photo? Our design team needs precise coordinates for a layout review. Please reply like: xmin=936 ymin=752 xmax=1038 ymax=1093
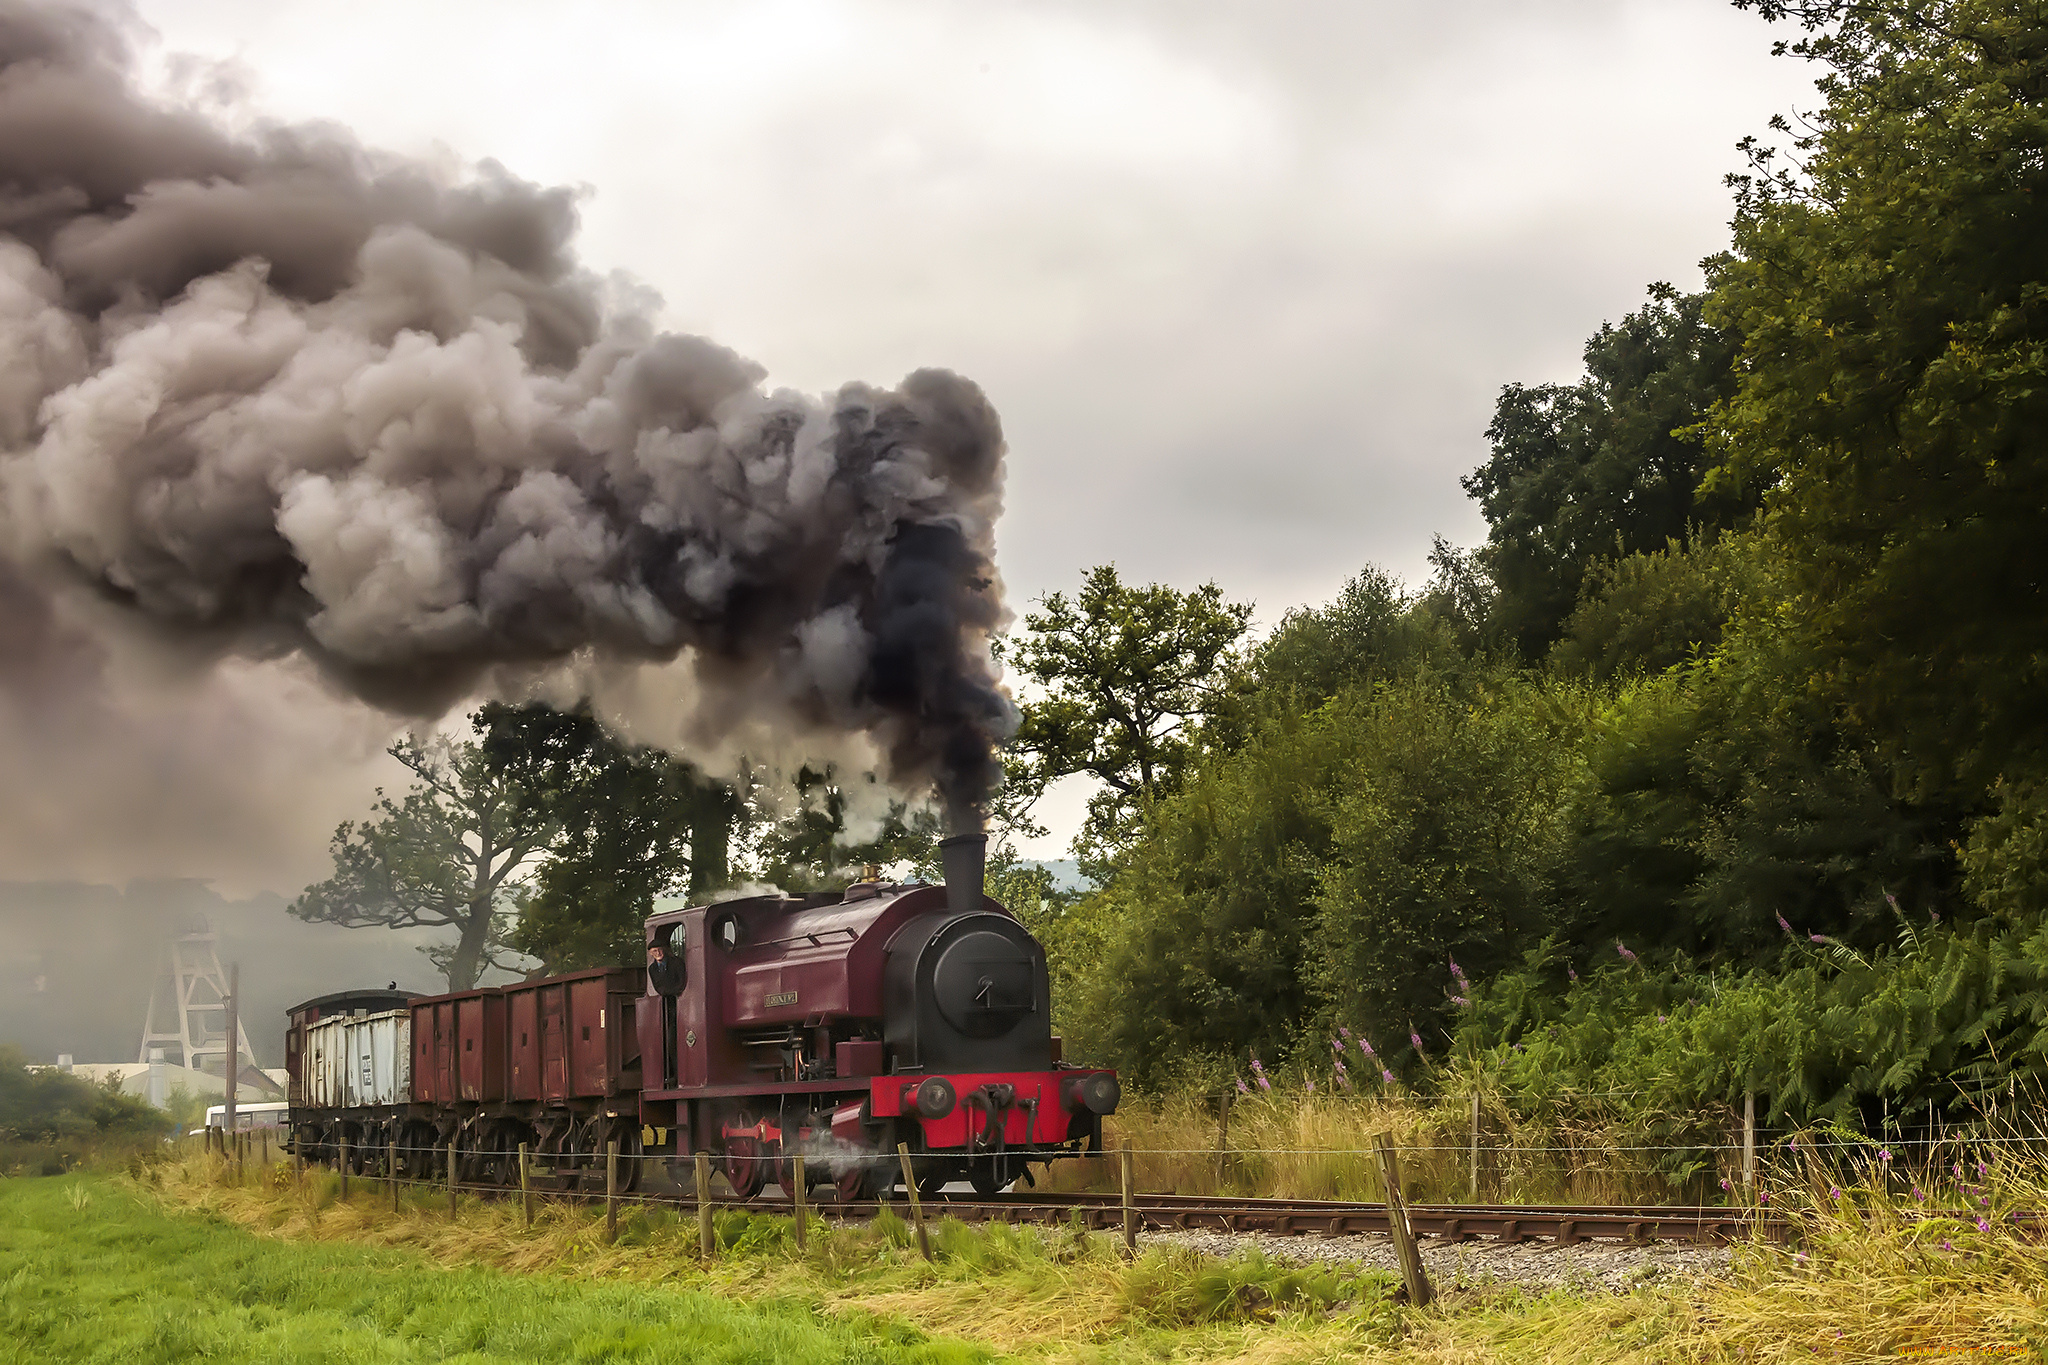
xmin=940 ymin=833 xmax=986 ymax=913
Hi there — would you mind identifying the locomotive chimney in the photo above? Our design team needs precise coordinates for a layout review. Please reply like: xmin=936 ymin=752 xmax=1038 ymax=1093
xmin=940 ymin=833 xmax=987 ymax=913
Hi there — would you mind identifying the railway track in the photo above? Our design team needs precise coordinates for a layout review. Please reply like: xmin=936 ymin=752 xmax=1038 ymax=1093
xmin=883 ymin=1190 xmax=1775 ymax=1245
xmin=375 ymin=1158 xmax=2045 ymax=1250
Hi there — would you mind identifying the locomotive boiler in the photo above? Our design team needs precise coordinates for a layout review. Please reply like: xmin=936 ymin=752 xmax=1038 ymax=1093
xmin=282 ymin=834 xmax=1120 ymax=1201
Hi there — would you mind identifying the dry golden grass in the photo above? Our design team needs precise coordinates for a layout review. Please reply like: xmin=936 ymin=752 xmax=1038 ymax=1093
xmin=140 ymin=1134 xmax=2048 ymax=1363
xmin=145 ymin=1149 xmax=1404 ymax=1364
xmin=1050 ymin=1087 xmax=1710 ymax=1206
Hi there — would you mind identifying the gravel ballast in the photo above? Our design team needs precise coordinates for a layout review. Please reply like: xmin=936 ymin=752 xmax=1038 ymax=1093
xmin=1147 ymin=1227 xmax=1733 ymax=1293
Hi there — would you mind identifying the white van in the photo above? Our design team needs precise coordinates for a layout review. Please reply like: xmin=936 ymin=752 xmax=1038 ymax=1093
xmin=204 ymin=1101 xmax=289 ymax=1131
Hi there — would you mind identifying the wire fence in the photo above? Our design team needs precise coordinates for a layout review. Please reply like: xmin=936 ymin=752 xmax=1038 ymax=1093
xmin=188 ymin=1121 xmax=2048 ymax=1201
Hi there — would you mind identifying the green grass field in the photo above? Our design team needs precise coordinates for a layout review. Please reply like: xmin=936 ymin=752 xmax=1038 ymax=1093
xmin=0 ymin=1175 xmax=984 ymax=1364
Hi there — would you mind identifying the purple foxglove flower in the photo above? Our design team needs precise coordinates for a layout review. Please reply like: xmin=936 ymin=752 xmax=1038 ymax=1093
xmin=1776 ymin=912 xmax=1793 ymax=935
xmin=1380 ymin=1069 xmax=1394 ymax=1084
xmin=1931 ymin=909 xmax=1941 ymax=924
xmin=1331 ymin=1037 xmax=1343 ymax=1052
xmin=1336 ymin=1072 xmax=1352 ymax=1090
xmin=1829 ymin=1187 xmax=1842 ymax=1200
xmin=1719 ymin=1179 xmax=1730 ymax=1191
xmin=1810 ymin=933 xmax=1826 ymax=943
xmin=1977 ymin=1218 xmax=1990 ymax=1233
xmin=1449 ymin=995 xmax=1470 ymax=1007
xmin=1235 ymin=1078 xmax=1250 ymax=1095
xmin=1305 ymin=1079 xmax=1315 ymax=1093
xmin=1333 ymin=1058 xmax=1347 ymax=1074
xmin=1657 ymin=1014 xmax=1666 ymax=1023
xmin=1567 ymin=966 xmax=1579 ymax=983
xmin=1408 ymin=1026 xmax=1425 ymax=1056
xmin=1616 ymin=941 xmax=1637 ymax=965
xmin=1256 ymin=1073 xmax=1270 ymax=1091
xmin=1912 ymin=1187 xmax=1923 ymax=1201
xmin=1879 ymin=1149 xmax=1891 ymax=1162
xmin=1250 ymin=1057 xmax=1264 ymax=1073
xmin=1977 ymin=1161 xmax=1987 ymax=1176
xmin=1358 ymin=1037 xmax=1376 ymax=1057
xmin=1338 ymin=1026 xmax=1352 ymax=1039
xmin=1758 ymin=1190 xmax=1768 ymax=1204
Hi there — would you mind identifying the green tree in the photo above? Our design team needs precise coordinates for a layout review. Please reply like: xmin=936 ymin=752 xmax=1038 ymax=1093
xmin=1465 ymin=286 xmax=1749 ymax=657
xmin=479 ymin=703 xmax=741 ymax=972
xmin=0 ymin=1049 xmax=167 ymax=1142
xmin=1007 ymin=565 xmax=1253 ymax=877
xmin=1548 ymin=532 xmax=1757 ymax=681
xmin=294 ymin=734 xmax=551 ymax=991
xmin=1710 ymin=0 xmax=2048 ymax=792
xmin=1064 ymin=661 xmax=1591 ymax=1087
xmin=749 ymin=766 xmax=942 ymax=892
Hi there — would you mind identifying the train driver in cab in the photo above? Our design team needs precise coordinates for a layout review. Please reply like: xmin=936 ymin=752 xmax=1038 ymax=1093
xmin=647 ymin=936 xmax=685 ymax=995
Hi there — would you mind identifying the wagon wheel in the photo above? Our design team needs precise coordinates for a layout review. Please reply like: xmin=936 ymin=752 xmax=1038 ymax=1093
xmin=724 ymin=1135 xmax=767 ymax=1200
xmin=614 ymin=1123 xmax=645 ymax=1194
xmin=472 ymin=1125 xmax=516 ymax=1188
xmin=559 ymin=1117 xmax=606 ymax=1193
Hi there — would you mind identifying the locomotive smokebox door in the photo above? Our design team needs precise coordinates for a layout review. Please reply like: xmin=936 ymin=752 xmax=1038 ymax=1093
xmin=883 ymin=910 xmax=1050 ymax=1073
xmin=931 ymin=930 xmax=1036 ymax=1038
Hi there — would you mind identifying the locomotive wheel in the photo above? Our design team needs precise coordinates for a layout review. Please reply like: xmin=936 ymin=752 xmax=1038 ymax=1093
xmin=723 ymin=1135 xmax=766 ymax=1200
xmin=834 ymin=1161 xmax=887 ymax=1203
xmin=968 ymin=1157 xmax=1014 ymax=1197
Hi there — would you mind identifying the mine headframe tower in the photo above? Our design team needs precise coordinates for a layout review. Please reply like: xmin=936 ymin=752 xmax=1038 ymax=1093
xmin=136 ymin=918 xmax=253 ymax=1078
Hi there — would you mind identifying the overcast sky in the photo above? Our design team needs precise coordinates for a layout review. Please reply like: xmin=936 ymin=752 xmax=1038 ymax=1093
xmin=61 ymin=0 xmax=1816 ymax=878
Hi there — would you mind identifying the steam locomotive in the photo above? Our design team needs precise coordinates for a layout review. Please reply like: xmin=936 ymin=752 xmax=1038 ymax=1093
xmin=282 ymin=835 xmax=1121 ymax=1199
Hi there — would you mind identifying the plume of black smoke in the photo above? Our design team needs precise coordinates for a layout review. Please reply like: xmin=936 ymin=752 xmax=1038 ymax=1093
xmin=0 ymin=1 xmax=1016 ymax=820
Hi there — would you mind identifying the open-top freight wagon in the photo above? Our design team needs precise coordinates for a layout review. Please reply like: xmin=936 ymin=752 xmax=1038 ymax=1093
xmin=283 ymin=835 xmax=1120 ymax=1199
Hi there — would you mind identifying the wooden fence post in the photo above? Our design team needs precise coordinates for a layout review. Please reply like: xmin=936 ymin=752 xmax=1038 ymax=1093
xmin=388 ymin=1137 xmax=399 ymax=1213
xmin=519 ymin=1142 xmax=533 ymax=1228
xmin=261 ymin=1129 xmax=271 ymax=1168
xmin=896 ymin=1143 xmax=933 ymax=1262
xmin=1372 ymin=1132 xmax=1433 ymax=1308
xmin=695 ymin=1152 xmax=715 ymax=1262
xmin=1469 ymin=1092 xmax=1481 ymax=1204
xmin=447 ymin=1142 xmax=458 ymax=1219
xmin=792 ymin=1154 xmax=807 ymax=1254
xmin=605 ymin=1139 xmax=620 ymax=1243
xmin=1121 ymin=1144 xmax=1137 ymax=1258
xmin=1215 ymin=1091 xmax=1231 ymax=1189
xmin=1743 ymin=1091 xmax=1757 ymax=1192
xmin=338 ymin=1134 xmax=349 ymax=1200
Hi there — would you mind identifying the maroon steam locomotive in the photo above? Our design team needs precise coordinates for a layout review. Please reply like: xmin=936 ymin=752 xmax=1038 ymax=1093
xmin=283 ymin=835 xmax=1121 ymax=1199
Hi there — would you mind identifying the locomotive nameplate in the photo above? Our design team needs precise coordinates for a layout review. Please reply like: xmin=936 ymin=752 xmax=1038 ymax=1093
xmin=764 ymin=991 xmax=799 ymax=1008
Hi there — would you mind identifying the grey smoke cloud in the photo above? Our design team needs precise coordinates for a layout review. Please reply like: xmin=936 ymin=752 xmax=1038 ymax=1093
xmin=0 ymin=1 xmax=1015 ymax=818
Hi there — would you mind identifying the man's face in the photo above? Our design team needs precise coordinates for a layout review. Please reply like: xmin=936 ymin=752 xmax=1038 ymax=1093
xmin=650 ymin=944 xmax=665 ymax=961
